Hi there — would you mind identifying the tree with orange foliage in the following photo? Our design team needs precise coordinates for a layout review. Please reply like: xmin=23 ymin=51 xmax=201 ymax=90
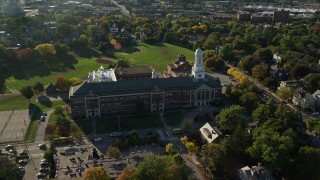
xmin=117 ymin=167 xmax=136 ymax=180
xmin=84 ymin=167 xmax=111 ymax=180
xmin=55 ymin=76 xmax=71 ymax=91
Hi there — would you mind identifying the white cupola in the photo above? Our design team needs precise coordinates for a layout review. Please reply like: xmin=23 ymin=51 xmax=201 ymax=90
xmin=192 ymin=48 xmax=205 ymax=79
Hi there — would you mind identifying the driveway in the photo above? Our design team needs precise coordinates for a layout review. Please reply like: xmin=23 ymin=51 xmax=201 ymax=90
xmin=35 ymin=108 xmax=55 ymax=143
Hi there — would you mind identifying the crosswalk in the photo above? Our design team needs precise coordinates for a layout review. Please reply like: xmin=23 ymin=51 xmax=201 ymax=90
xmin=168 ymin=136 xmax=188 ymax=154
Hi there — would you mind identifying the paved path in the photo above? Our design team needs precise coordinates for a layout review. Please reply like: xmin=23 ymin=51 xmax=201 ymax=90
xmin=160 ymin=113 xmax=206 ymax=180
xmin=35 ymin=108 xmax=54 ymax=143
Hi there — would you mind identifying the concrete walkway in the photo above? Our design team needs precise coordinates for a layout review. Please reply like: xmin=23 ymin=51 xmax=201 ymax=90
xmin=34 ymin=108 xmax=55 ymax=143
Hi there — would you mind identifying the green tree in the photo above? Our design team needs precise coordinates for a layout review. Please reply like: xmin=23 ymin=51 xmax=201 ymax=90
xmin=252 ymin=100 xmax=277 ymax=123
xmin=166 ymin=143 xmax=176 ymax=155
xmin=56 ymin=23 xmax=71 ymax=38
xmin=303 ymin=73 xmax=320 ymax=92
xmin=253 ymin=48 xmax=273 ymax=63
xmin=84 ymin=167 xmax=111 ymax=180
xmin=219 ymin=44 xmax=234 ymax=61
xmin=116 ymin=60 xmax=130 ymax=68
xmin=69 ymin=78 xmax=83 ymax=86
xmin=35 ymin=43 xmax=56 ymax=56
xmin=221 ymin=123 xmax=249 ymax=155
xmin=164 ymin=32 xmax=179 ymax=43
xmin=33 ymin=82 xmax=44 ymax=94
xmin=201 ymin=143 xmax=226 ymax=178
xmin=248 ymin=127 xmax=295 ymax=171
xmin=203 ymin=33 xmax=220 ymax=50
xmin=185 ymin=142 xmax=196 ymax=154
xmin=20 ymin=85 xmax=34 ymax=102
xmin=55 ymin=116 xmax=71 ymax=136
xmin=43 ymin=148 xmax=53 ymax=161
xmin=180 ymin=136 xmax=188 ymax=145
xmin=106 ymin=146 xmax=121 ymax=158
xmin=204 ymin=56 xmax=224 ymax=71
xmin=291 ymin=64 xmax=310 ymax=79
xmin=237 ymin=55 xmax=257 ymax=74
xmin=0 ymin=157 xmax=20 ymax=180
xmin=239 ymin=92 xmax=259 ymax=112
xmin=135 ymin=155 xmax=187 ymax=180
xmin=252 ymin=63 xmax=269 ymax=81
xmin=216 ymin=105 xmax=246 ymax=132
xmin=276 ymin=87 xmax=294 ymax=101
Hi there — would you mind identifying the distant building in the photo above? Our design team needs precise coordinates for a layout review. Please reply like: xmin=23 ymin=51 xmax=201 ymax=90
xmin=237 ymin=11 xmax=251 ymax=21
xmin=165 ymin=54 xmax=192 ymax=77
xmin=273 ymin=10 xmax=290 ymax=23
xmin=292 ymin=87 xmax=317 ymax=111
xmin=199 ymin=122 xmax=223 ymax=144
xmin=110 ymin=23 xmax=119 ymax=33
xmin=238 ymin=164 xmax=274 ymax=180
xmin=69 ymin=49 xmax=222 ymax=118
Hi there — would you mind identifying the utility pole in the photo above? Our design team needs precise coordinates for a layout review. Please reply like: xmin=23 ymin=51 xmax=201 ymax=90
xmin=22 ymin=128 xmax=38 ymax=174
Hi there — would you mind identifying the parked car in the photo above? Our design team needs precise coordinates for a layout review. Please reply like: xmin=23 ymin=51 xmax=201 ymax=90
xmin=313 ymin=112 xmax=320 ymax=116
xmin=110 ymin=132 xmax=122 ymax=137
xmin=94 ymin=138 xmax=102 ymax=142
xmin=41 ymin=159 xmax=49 ymax=163
xmin=18 ymin=159 xmax=28 ymax=166
xmin=39 ymin=143 xmax=46 ymax=150
xmin=5 ymin=145 xmax=14 ymax=151
xmin=36 ymin=173 xmax=46 ymax=178
xmin=40 ymin=116 xmax=45 ymax=121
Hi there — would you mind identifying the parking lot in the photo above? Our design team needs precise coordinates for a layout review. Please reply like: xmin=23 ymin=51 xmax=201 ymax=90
xmin=0 ymin=109 xmax=30 ymax=143
xmin=54 ymin=139 xmax=165 ymax=179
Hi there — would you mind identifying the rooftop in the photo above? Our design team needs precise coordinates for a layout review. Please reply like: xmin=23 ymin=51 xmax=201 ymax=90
xmin=70 ymin=75 xmax=221 ymax=97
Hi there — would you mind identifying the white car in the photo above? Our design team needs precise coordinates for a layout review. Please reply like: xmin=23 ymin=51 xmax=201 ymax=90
xmin=313 ymin=112 xmax=320 ymax=116
xmin=94 ymin=138 xmax=102 ymax=142
xmin=110 ymin=132 xmax=122 ymax=137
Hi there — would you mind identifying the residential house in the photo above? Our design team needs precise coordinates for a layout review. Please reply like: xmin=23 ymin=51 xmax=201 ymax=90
xmin=313 ymin=90 xmax=320 ymax=110
xmin=238 ymin=164 xmax=274 ymax=180
xmin=199 ymin=122 xmax=223 ymax=144
xmin=165 ymin=54 xmax=192 ymax=77
xmin=292 ymin=87 xmax=317 ymax=111
xmin=278 ymin=80 xmax=303 ymax=90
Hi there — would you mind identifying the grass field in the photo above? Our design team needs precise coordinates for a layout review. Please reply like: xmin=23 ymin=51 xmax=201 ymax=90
xmin=115 ymin=43 xmax=194 ymax=71
xmin=4 ymin=58 xmax=115 ymax=92
xmin=4 ymin=43 xmax=193 ymax=92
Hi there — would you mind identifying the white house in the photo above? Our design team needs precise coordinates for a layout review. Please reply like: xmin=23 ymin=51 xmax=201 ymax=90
xmin=238 ymin=164 xmax=274 ymax=180
xmin=199 ymin=122 xmax=222 ymax=144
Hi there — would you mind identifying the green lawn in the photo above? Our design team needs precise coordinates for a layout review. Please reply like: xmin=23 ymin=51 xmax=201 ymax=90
xmin=164 ymin=111 xmax=188 ymax=126
xmin=95 ymin=114 xmax=161 ymax=134
xmin=0 ymin=95 xmax=29 ymax=110
xmin=5 ymin=58 xmax=115 ymax=92
xmin=115 ymin=43 xmax=194 ymax=71
xmin=4 ymin=43 xmax=193 ymax=92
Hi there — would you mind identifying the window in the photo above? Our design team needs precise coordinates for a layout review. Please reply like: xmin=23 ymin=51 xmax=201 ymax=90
xmin=198 ymin=74 xmax=201 ymax=78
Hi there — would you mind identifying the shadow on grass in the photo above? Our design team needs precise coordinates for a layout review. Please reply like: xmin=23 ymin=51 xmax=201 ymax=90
xmin=37 ymin=96 xmax=53 ymax=108
xmin=29 ymin=103 xmax=43 ymax=120
xmin=74 ymin=46 xmax=102 ymax=58
xmin=0 ymin=54 xmax=78 ymax=93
